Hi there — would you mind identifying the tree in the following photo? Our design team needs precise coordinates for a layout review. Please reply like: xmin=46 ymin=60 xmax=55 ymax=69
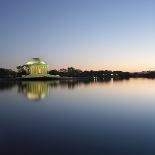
xmin=0 ymin=68 xmax=16 ymax=78
xmin=17 ymin=65 xmax=29 ymax=76
xmin=48 ymin=69 xmax=59 ymax=75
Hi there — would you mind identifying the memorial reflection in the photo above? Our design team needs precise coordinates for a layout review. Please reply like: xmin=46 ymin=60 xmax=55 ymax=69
xmin=18 ymin=82 xmax=49 ymax=101
xmin=0 ymin=79 xmax=114 ymax=101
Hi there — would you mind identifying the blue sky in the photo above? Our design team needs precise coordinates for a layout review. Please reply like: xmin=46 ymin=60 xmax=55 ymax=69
xmin=0 ymin=0 xmax=155 ymax=71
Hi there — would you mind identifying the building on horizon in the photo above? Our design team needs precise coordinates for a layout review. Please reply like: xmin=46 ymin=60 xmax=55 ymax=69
xmin=17 ymin=58 xmax=48 ymax=76
xmin=25 ymin=58 xmax=48 ymax=75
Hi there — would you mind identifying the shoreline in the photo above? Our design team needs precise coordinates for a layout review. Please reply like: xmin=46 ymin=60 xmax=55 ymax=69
xmin=1 ymin=76 xmax=155 ymax=82
xmin=0 ymin=76 xmax=91 ymax=81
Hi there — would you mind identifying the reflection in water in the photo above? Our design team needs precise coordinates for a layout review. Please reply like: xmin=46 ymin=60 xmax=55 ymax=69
xmin=50 ymin=79 xmax=112 ymax=89
xmin=18 ymin=80 xmax=98 ymax=101
xmin=50 ymin=80 xmax=92 ymax=89
xmin=1 ymin=78 xmax=155 ymax=155
xmin=0 ymin=81 xmax=16 ymax=91
xmin=0 ymin=79 xmax=114 ymax=101
xmin=18 ymin=82 xmax=49 ymax=101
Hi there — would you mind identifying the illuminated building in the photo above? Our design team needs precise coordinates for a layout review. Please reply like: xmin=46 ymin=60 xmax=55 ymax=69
xmin=25 ymin=58 xmax=48 ymax=75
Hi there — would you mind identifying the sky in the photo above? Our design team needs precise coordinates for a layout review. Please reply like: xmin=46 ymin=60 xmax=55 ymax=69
xmin=0 ymin=0 xmax=155 ymax=71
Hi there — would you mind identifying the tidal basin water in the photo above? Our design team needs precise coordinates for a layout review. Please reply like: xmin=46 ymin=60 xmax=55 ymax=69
xmin=1 ymin=79 xmax=155 ymax=155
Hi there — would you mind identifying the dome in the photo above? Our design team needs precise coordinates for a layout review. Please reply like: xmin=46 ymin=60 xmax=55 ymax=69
xmin=25 ymin=58 xmax=47 ymax=65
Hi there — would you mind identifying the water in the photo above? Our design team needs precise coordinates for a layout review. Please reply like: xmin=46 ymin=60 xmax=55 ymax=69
xmin=1 ymin=78 xmax=155 ymax=155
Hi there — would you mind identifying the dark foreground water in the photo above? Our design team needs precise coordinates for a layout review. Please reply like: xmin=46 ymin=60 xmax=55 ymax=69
xmin=1 ymin=79 xmax=155 ymax=155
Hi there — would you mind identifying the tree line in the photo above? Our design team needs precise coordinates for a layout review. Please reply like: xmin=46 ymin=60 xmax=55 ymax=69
xmin=1 ymin=67 xmax=155 ymax=79
xmin=48 ymin=67 xmax=130 ymax=80
xmin=0 ymin=68 xmax=16 ymax=78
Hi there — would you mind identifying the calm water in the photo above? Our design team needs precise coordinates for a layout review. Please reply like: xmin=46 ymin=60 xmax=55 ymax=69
xmin=1 ymin=79 xmax=155 ymax=155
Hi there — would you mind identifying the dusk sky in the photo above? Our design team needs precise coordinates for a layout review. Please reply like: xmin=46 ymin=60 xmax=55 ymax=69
xmin=0 ymin=0 xmax=155 ymax=71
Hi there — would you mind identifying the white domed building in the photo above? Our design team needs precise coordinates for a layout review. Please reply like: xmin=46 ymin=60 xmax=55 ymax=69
xmin=17 ymin=58 xmax=60 ymax=78
xmin=24 ymin=58 xmax=48 ymax=75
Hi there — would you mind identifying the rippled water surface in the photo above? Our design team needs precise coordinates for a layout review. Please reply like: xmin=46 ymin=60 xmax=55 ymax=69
xmin=1 ymin=79 xmax=155 ymax=155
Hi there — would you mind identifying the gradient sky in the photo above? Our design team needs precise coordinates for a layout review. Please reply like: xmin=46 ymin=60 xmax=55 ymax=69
xmin=0 ymin=0 xmax=155 ymax=71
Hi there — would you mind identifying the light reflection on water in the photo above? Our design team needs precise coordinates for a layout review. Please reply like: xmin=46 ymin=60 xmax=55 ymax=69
xmin=1 ymin=78 xmax=155 ymax=154
xmin=18 ymin=82 xmax=49 ymax=101
xmin=0 ymin=80 xmax=113 ymax=101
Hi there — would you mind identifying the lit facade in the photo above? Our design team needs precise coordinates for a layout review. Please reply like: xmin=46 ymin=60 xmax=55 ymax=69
xmin=25 ymin=58 xmax=48 ymax=75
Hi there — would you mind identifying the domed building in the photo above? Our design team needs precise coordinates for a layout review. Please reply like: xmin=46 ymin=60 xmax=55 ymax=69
xmin=18 ymin=58 xmax=48 ymax=76
xmin=25 ymin=58 xmax=48 ymax=75
xmin=17 ymin=58 xmax=61 ymax=78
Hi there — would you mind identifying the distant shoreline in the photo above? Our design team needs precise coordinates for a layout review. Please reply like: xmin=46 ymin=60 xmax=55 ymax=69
xmin=0 ymin=76 xmax=91 ymax=81
xmin=2 ymin=67 xmax=155 ymax=81
xmin=1 ymin=76 xmax=155 ymax=82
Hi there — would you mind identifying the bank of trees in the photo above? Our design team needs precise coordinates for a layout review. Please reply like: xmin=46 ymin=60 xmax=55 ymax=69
xmin=48 ymin=67 xmax=130 ymax=79
xmin=2 ymin=66 xmax=155 ymax=80
xmin=0 ymin=68 xmax=16 ymax=78
xmin=49 ymin=67 xmax=82 ymax=77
